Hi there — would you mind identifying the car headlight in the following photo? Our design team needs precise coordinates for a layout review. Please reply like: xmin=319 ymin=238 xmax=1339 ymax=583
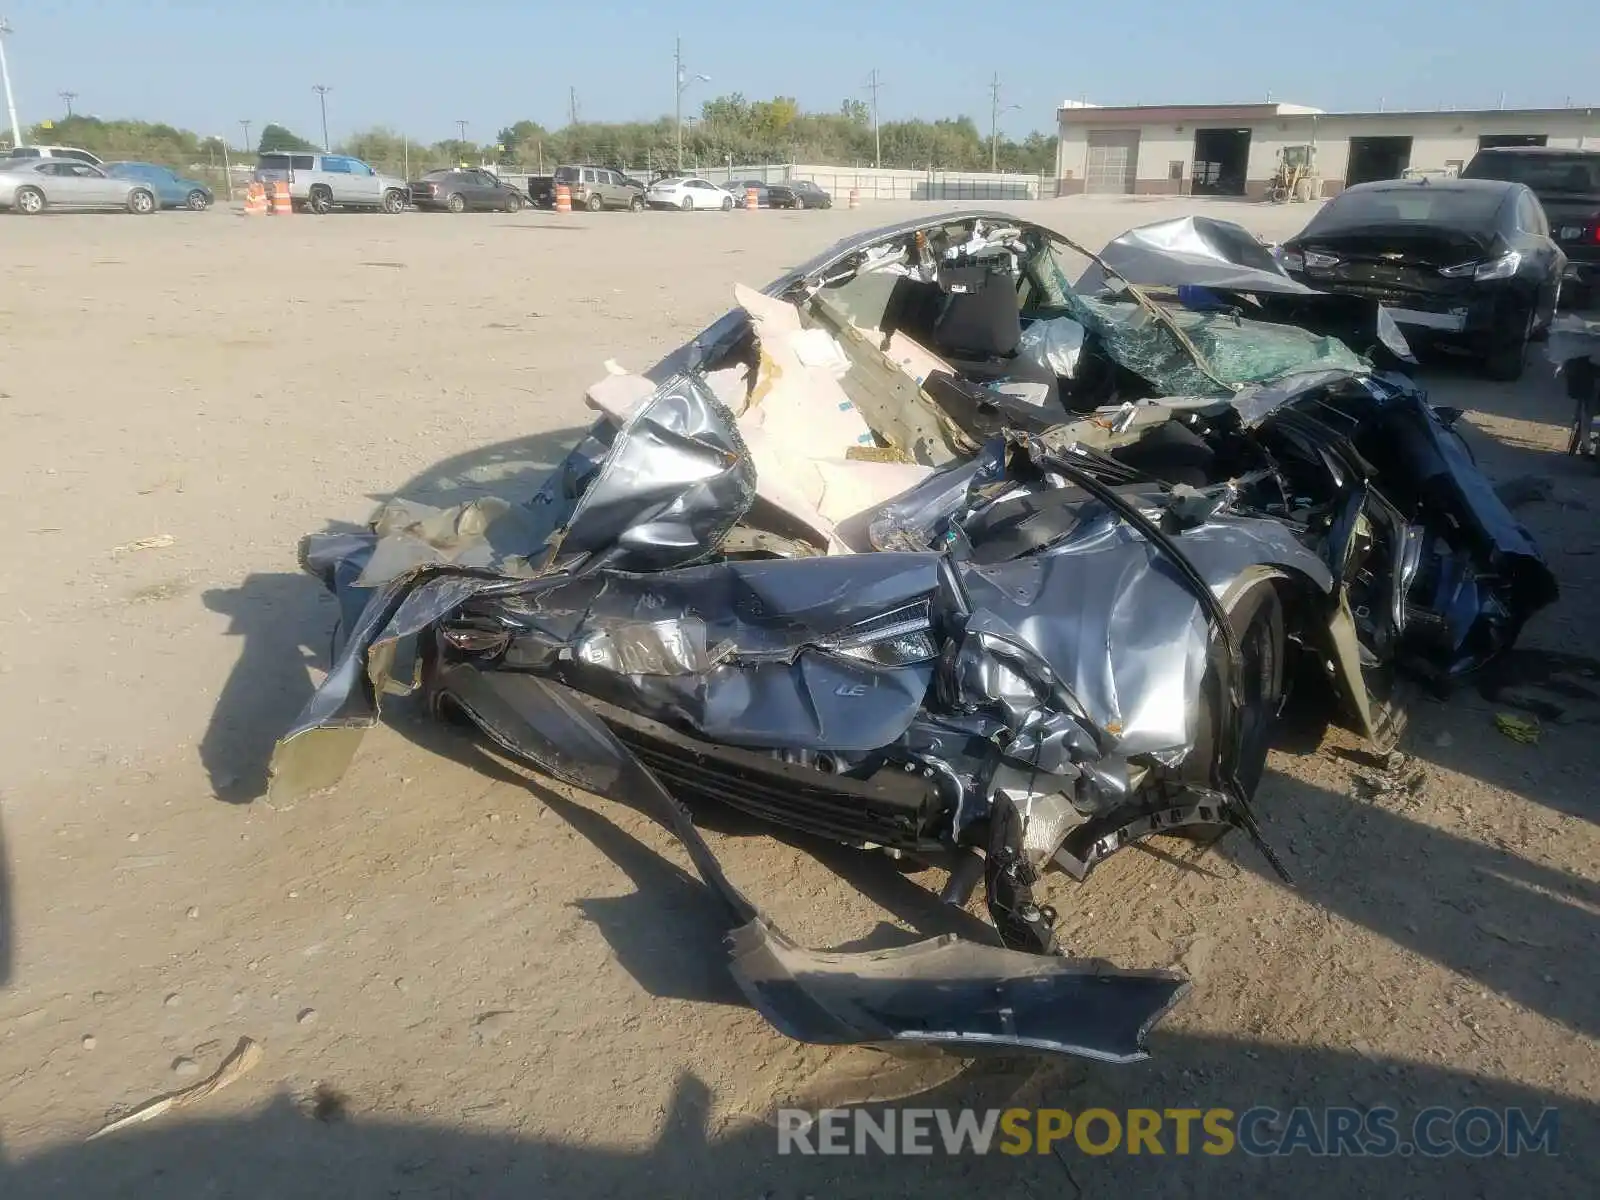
xmin=1473 ymin=250 xmax=1522 ymax=281
xmin=1440 ymin=251 xmax=1520 ymax=281
xmin=1277 ymin=248 xmax=1305 ymax=272
xmin=819 ymin=601 xmax=939 ymax=666
xmin=1302 ymin=250 xmax=1340 ymax=270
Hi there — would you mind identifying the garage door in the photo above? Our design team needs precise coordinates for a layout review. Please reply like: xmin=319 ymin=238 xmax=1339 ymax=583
xmin=1085 ymin=130 xmax=1140 ymax=194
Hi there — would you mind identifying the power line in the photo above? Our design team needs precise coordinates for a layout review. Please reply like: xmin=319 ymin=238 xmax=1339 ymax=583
xmin=312 ymin=83 xmax=332 ymax=151
xmin=987 ymin=72 xmax=1021 ymax=172
xmin=674 ymin=35 xmax=709 ymax=173
xmin=864 ymin=69 xmax=883 ymax=169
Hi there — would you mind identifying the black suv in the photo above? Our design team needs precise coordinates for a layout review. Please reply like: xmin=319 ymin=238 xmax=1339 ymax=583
xmin=1463 ymin=147 xmax=1600 ymax=308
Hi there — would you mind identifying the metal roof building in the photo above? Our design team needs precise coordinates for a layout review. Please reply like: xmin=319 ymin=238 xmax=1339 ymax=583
xmin=1055 ymin=101 xmax=1600 ymax=198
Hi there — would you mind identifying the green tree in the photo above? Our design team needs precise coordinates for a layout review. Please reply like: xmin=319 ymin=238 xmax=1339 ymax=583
xmin=258 ymin=124 xmax=318 ymax=153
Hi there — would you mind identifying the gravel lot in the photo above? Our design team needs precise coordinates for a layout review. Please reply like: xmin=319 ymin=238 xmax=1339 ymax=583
xmin=0 ymin=196 xmax=1596 ymax=1197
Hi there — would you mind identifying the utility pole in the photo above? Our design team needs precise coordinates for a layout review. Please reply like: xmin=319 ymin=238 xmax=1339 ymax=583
xmin=568 ymin=86 xmax=579 ymax=127
xmin=59 ymin=89 xmax=75 ymax=117
xmin=674 ymin=36 xmax=709 ymax=173
xmin=455 ymin=118 xmax=468 ymax=143
xmin=0 ymin=19 xmax=22 ymax=150
xmin=864 ymin=68 xmax=883 ymax=168
xmin=239 ymin=119 xmax=252 ymax=154
xmin=987 ymin=72 xmax=1020 ymax=172
xmin=312 ymin=83 xmax=331 ymax=150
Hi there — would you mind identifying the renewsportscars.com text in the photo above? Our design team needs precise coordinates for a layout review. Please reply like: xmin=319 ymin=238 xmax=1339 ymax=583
xmin=776 ymin=1106 xmax=1559 ymax=1158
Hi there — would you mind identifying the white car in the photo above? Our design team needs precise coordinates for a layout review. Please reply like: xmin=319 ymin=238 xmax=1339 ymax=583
xmin=645 ymin=176 xmax=737 ymax=211
xmin=4 ymin=145 xmax=106 ymax=167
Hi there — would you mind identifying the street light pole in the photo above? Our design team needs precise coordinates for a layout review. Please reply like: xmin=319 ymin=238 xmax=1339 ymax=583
xmin=987 ymin=73 xmax=1020 ymax=172
xmin=0 ymin=19 xmax=22 ymax=150
xmin=674 ymin=36 xmax=708 ymax=173
xmin=312 ymin=84 xmax=331 ymax=150
xmin=864 ymin=69 xmax=883 ymax=169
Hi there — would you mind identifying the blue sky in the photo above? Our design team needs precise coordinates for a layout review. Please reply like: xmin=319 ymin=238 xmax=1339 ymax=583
xmin=5 ymin=0 xmax=1597 ymax=147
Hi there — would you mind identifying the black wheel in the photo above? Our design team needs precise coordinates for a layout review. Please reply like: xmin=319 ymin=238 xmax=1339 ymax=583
xmin=186 ymin=189 xmax=210 ymax=211
xmin=680 ymin=195 xmax=693 ymax=211
xmin=630 ymin=194 xmax=644 ymax=212
xmin=504 ymin=192 xmax=523 ymax=213
xmin=1184 ymin=582 xmax=1287 ymax=801
xmin=586 ymin=192 xmax=603 ymax=212
xmin=14 ymin=185 xmax=44 ymax=215
xmin=721 ymin=194 xmax=734 ymax=210
xmin=1484 ymin=301 xmax=1534 ymax=382
xmin=380 ymin=189 xmax=406 ymax=215
xmin=127 ymin=188 xmax=156 ymax=215
xmin=446 ymin=191 xmax=466 ymax=214
xmin=308 ymin=185 xmax=333 ymax=215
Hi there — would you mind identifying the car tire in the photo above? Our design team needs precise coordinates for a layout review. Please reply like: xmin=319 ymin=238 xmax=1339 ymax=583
xmin=1484 ymin=302 xmax=1534 ymax=382
xmin=308 ymin=185 xmax=334 ymax=215
xmin=721 ymin=195 xmax=734 ymax=211
xmin=630 ymin=195 xmax=644 ymax=212
xmin=587 ymin=192 xmax=604 ymax=213
xmin=14 ymin=186 xmax=44 ymax=215
xmin=381 ymin=189 xmax=407 ymax=215
xmin=186 ymin=189 xmax=210 ymax=211
xmin=128 ymin=188 xmax=156 ymax=215
xmin=504 ymin=193 xmax=523 ymax=213
xmin=680 ymin=195 xmax=693 ymax=211
xmin=447 ymin=191 xmax=466 ymax=214
xmin=1185 ymin=582 xmax=1287 ymax=801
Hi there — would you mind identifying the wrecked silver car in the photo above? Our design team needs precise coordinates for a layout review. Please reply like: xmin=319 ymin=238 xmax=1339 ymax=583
xmin=271 ymin=212 xmax=1556 ymax=1064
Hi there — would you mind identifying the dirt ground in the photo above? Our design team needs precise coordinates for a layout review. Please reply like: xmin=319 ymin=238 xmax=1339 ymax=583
xmin=0 ymin=195 xmax=1596 ymax=1198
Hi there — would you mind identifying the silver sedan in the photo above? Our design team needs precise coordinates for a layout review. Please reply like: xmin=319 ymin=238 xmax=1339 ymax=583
xmin=0 ymin=158 xmax=158 ymax=214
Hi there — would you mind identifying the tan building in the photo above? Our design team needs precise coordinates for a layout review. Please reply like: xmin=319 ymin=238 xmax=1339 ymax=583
xmin=1055 ymin=101 xmax=1600 ymax=199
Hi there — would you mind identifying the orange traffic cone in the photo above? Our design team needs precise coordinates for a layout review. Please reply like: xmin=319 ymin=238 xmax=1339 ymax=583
xmin=745 ymin=186 xmax=759 ymax=211
xmin=244 ymin=181 xmax=268 ymax=216
xmin=269 ymin=180 xmax=293 ymax=216
xmin=554 ymin=183 xmax=572 ymax=214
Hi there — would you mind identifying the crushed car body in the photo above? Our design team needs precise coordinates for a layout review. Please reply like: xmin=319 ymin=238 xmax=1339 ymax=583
xmin=271 ymin=211 xmax=1557 ymax=1063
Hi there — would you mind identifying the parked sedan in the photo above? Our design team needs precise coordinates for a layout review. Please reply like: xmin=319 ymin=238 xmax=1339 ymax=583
xmin=734 ymin=179 xmax=770 ymax=207
xmin=409 ymin=167 xmax=526 ymax=213
xmin=0 ymin=158 xmax=158 ymax=214
xmin=644 ymin=176 xmax=737 ymax=211
xmin=767 ymin=179 xmax=832 ymax=210
xmin=1279 ymin=178 xmax=1565 ymax=380
xmin=105 ymin=161 xmax=213 ymax=210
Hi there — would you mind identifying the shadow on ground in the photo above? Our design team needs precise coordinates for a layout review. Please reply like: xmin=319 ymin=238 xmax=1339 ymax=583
xmin=0 ymin=1037 xmax=1589 ymax=1199
xmin=198 ymin=428 xmax=585 ymax=801
xmin=200 ymin=574 xmax=339 ymax=802
xmin=1225 ymin=765 xmax=1598 ymax=1040
xmin=0 ymin=812 xmax=11 ymax=989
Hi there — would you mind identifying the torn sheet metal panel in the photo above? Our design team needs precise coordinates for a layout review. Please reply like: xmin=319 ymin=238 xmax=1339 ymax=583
xmin=434 ymin=666 xmax=1187 ymax=1063
xmin=1077 ymin=216 xmax=1318 ymax=297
